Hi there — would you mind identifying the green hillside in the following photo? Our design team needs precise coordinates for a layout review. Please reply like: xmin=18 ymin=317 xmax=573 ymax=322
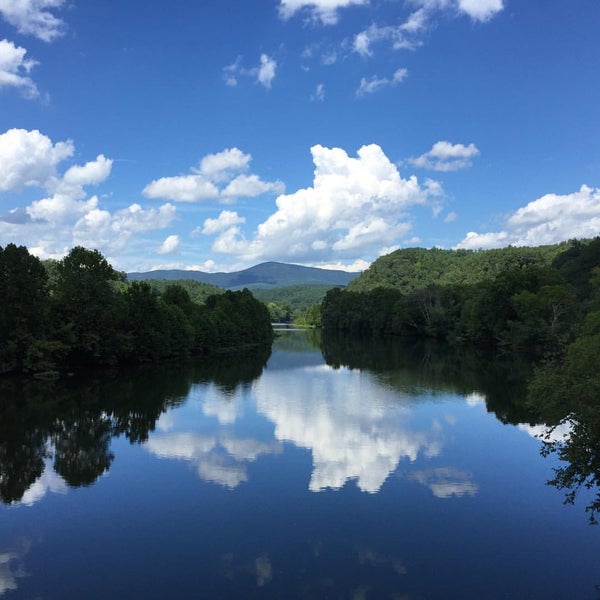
xmin=349 ymin=244 xmax=573 ymax=294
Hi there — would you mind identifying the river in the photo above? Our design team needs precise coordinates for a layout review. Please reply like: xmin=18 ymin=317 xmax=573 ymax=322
xmin=1 ymin=329 xmax=599 ymax=598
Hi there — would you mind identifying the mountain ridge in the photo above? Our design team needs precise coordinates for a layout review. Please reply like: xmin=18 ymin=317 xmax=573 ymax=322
xmin=127 ymin=261 xmax=359 ymax=290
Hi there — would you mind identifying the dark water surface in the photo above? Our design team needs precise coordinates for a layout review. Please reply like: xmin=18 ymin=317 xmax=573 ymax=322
xmin=1 ymin=330 xmax=599 ymax=599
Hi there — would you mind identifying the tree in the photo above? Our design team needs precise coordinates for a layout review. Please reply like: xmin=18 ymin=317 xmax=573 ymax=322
xmin=52 ymin=246 xmax=124 ymax=365
xmin=0 ymin=244 xmax=50 ymax=373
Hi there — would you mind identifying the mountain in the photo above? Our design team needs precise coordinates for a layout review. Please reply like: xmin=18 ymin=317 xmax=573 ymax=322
xmin=127 ymin=261 xmax=359 ymax=290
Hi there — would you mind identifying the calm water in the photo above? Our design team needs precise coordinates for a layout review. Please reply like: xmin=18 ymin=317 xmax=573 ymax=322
xmin=1 ymin=330 xmax=599 ymax=599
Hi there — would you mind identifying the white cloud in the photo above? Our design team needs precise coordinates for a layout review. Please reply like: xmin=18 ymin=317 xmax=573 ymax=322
xmin=257 ymin=53 xmax=276 ymax=89
xmin=198 ymin=147 xmax=251 ymax=182
xmin=0 ymin=128 xmax=73 ymax=191
xmin=456 ymin=0 xmax=503 ymax=22
xmin=158 ymin=234 xmax=180 ymax=255
xmin=142 ymin=174 xmax=219 ymax=203
xmin=202 ymin=210 xmax=246 ymax=235
xmin=204 ymin=143 xmax=440 ymax=267
xmin=72 ymin=203 xmax=176 ymax=253
xmin=59 ymin=154 xmax=113 ymax=189
xmin=143 ymin=148 xmax=283 ymax=204
xmin=222 ymin=54 xmax=277 ymax=89
xmin=317 ymin=258 xmax=370 ymax=272
xmin=27 ymin=193 xmax=99 ymax=224
xmin=410 ymin=0 xmax=503 ymax=22
xmin=354 ymin=1 xmax=502 ymax=58
xmin=444 ymin=211 xmax=457 ymax=223
xmin=279 ymin=0 xmax=368 ymax=25
xmin=0 ymin=0 xmax=66 ymax=42
xmin=356 ymin=68 xmax=408 ymax=97
xmin=354 ymin=11 xmax=427 ymax=57
xmin=0 ymin=38 xmax=39 ymax=98
xmin=27 ymin=154 xmax=113 ymax=223
xmin=408 ymin=141 xmax=480 ymax=171
xmin=221 ymin=174 xmax=285 ymax=201
xmin=0 ymin=128 xmax=177 ymax=263
xmin=311 ymin=82 xmax=325 ymax=101
xmin=457 ymin=185 xmax=600 ymax=250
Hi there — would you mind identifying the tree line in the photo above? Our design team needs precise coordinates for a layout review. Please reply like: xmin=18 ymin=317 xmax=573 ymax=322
xmin=0 ymin=244 xmax=273 ymax=375
xmin=321 ymin=239 xmax=600 ymax=353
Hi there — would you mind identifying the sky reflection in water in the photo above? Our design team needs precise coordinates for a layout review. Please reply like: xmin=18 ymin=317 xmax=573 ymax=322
xmin=2 ymin=330 xmax=600 ymax=599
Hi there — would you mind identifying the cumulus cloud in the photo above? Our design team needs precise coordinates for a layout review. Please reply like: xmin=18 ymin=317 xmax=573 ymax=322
xmin=456 ymin=185 xmax=600 ymax=250
xmin=142 ymin=175 xmax=219 ymax=203
xmin=456 ymin=0 xmax=503 ymax=22
xmin=158 ymin=234 xmax=180 ymax=255
xmin=279 ymin=0 xmax=368 ymax=25
xmin=199 ymin=147 xmax=251 ymax=182
xmin=223 ymin=54 xmax=277 ymax=89
xmin=222 ymin=174 xmax=285 ymax=201
xmin=408 ymin=141 xmax=480 ymax=171
xmin=143 ymin=148 xmax=284 ymax=203
xmin=0 ymin=38 xmax=39 ymax=98
xmin=202 ymin=210 xmax=246 ymax=235
xmin=72 ymin=203 xmax=177 ymax=252
xmin=356 ymin=68 xmax=408 ymax=96
xmin=203 ymin=143 xmax=442 ymax=267
xmin=0 ymin=0 xmax=66 ymax=42
xmin=0 ymin=128 xmax=73 ymax=191
xmin=0 ymin=128 xmax=177 ymax=262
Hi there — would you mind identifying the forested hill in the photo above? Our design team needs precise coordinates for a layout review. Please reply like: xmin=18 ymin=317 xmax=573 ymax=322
xmin=348 ymin=244 xmax=573 ymax=294
xmin=128 ymin=261 xmax=358 ymax=290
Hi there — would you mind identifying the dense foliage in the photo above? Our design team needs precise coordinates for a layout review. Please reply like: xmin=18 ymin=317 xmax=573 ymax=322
xmin=322 ymin=240 xmax=599 ymax=352
xmin=348 ymin=244 xmax=571 ymax=294
xmin=0 ymin=244 xmax=273 ymax=375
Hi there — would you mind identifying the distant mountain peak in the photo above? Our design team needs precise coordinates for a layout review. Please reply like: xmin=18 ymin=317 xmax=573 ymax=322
xmin=127 ymin=261 xmax=358 ymax=290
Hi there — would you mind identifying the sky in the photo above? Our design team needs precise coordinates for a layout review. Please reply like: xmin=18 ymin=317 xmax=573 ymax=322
xmin=1 ymin=0 xmax=599 ymax=273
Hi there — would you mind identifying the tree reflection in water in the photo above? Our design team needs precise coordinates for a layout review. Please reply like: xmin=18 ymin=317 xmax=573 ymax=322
xmin=322 ymin=332 xmax=600 ymax=524
xmin=0 ymin=345 xmax=270 ymax=504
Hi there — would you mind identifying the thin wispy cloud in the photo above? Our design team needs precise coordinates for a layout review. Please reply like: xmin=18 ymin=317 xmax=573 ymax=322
xmin=279 ymin=0 xmax=368 ymax=25
xmin=223 ymin=53 xmax=277 ymax=89
xmin=356 ymin=68 xmax=408 ymax=97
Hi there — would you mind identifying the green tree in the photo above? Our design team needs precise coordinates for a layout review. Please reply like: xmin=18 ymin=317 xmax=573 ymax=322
xmin=52 ymin=246 xmax=124 ymax=365
xmin=0 ymin=244 xmax=50 ymax=373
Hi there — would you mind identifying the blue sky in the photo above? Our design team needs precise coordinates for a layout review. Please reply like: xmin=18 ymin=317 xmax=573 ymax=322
xmin=1 ymin=0 xmax=599 ymax=273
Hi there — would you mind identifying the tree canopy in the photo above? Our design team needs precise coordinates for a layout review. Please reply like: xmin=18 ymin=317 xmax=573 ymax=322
xmin=0 ymin=245 xmax=273 ymax=375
